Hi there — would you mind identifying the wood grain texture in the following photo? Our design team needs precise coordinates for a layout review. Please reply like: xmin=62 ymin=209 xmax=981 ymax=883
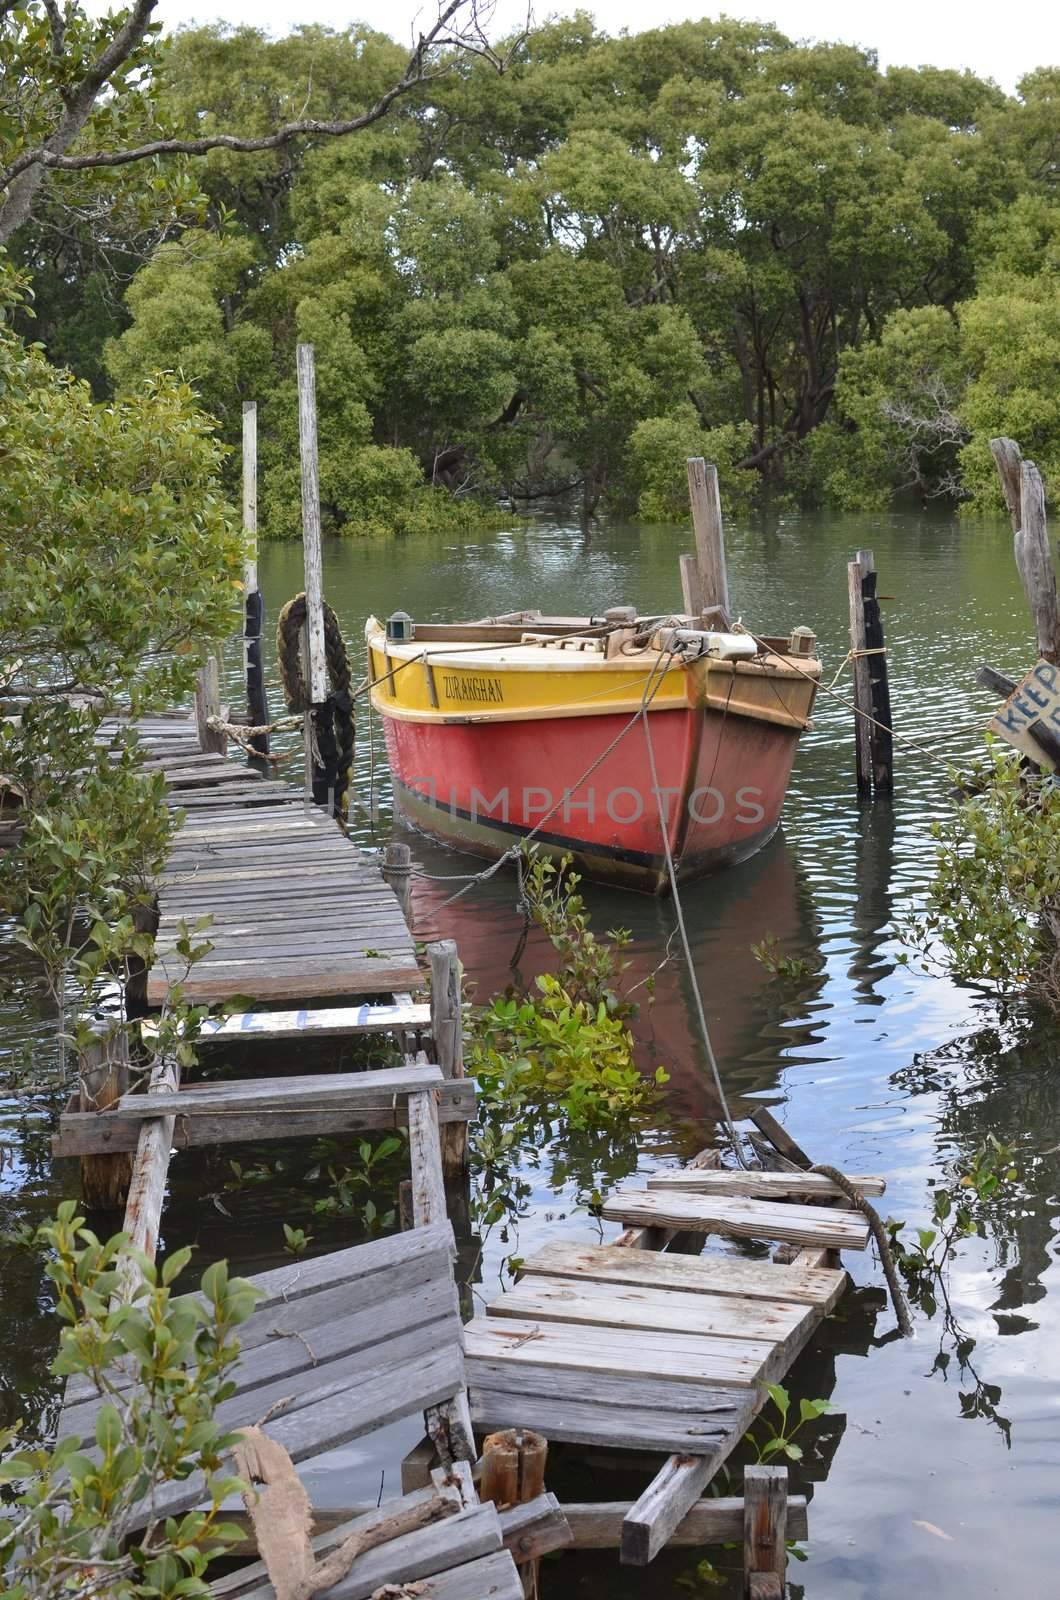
xmin=53 ymin=1082 xmax=475 ymax=1157
xmin=465 ymin=1316 xmax=774 ymax=1387
xmin=646 ymin=1169 xmax=884 ymax=1199
xmin=561 ymin=1497 xmax=807 ymax=1549
xmin=600 ymin=1189 xmax=870 ymax=1251
xmin=518 ymin=1240 xmax=847 ymax=1310
xmin=489 ymin=1274 xmax=812 ymax=1346
xmin=113 ymin=1064 xmax=443 ymax=1118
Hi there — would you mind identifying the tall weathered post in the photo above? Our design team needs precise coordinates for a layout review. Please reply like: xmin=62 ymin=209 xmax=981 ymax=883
xmin=78 ymin=1025 xmax=132 ymax=1209
xmin=429 ymin=939 xmax=468 ymax=1179
xmin=847 ymin=548 xmax=893 ymax=796
xmin=686 ymin=457 xmax=731 ymax=623
xmin=242 ymin=401 xmax=270 ymax=763
xmin=297 ymin=343 xmax=329 ymax=811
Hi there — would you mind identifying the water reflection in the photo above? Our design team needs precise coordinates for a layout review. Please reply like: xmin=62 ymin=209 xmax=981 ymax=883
xmin=2 ymin=509 xmax=1060 ymax=1595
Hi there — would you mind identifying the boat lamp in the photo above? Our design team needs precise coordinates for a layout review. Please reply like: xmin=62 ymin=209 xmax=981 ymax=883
xmin=386 ymin=611 xmax=415 ymax=643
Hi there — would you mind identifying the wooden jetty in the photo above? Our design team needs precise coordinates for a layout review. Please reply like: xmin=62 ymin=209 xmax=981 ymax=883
xmin=110 ymin=705 xmax=422 ymax=1005
xmin=458 ymin=1129 xmax=881 ymax=1567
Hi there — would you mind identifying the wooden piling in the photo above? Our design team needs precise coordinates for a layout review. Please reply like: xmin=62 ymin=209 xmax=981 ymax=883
xmin=194 ymin=656 xmax=225 ymax=756
xmin=482 ymin=1428 xmax=549 ymax=1596
xmin=430 ymin=940 xmax=468 ymax=1178
xmin=743 ymin=1466 xmax=788 ymax=1600
xmin=242 ymin=401 xmax=270 ymax=761
xmin=297 ymin=343 xmax=329 ymax=811
xmin=988 ymin=436 xmax=1060 ymax=666
xmin=847 ymin=549 xmax=893 ymax=796
xmin=78 ymin=1026 xmax=133 ymax=1209
xmin=679 ymin=552 xmax=704 ymax=619
xmin=383 ymin=841 xmax=413 ymax=926
xmin=686 ymin=458 xmax=731 ymax=620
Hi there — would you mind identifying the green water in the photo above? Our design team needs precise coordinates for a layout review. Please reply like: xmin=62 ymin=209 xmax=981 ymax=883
xmin=3 ymin=507 xmax=1059 ymax=1595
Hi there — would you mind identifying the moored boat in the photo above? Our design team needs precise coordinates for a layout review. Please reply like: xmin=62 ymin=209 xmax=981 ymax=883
xmin=366 ymin=607 xmax=820 ymax=893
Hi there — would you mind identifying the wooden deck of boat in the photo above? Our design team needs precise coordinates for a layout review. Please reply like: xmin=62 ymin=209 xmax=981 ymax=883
xmin=110 ymin=710 xmax=422 ymax=1006
xmin=464 ymin=1161 xmax=881 ymax=1564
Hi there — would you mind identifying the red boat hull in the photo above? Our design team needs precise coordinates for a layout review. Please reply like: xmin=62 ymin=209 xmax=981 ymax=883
xmin=382 ymin=704 xmax=803 ymax=893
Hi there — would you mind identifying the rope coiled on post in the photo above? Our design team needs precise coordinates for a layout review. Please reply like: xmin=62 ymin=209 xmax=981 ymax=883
xmin=810 ymin=1163 xmax=914 ymax=1337
xmin=277 ymin=592 xmax=355 ymax=820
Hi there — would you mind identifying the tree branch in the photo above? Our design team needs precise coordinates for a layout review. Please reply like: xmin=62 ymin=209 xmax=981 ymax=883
xmin=0 ymin=0 xmax=512 ymax=246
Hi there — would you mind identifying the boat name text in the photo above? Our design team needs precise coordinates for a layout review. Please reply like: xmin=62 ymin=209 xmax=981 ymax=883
xmin=441 ymin=673 xmax=505 ymax=704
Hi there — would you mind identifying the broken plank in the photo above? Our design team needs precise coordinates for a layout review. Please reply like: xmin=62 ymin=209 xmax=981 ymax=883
xmin=113 ymin=1064 xmax=443 ymax=1119
xmin=464 ymin=1316 xmax=774 ymax=1388
xmin=146 ymin=962 xmax=421 ymax=1004
xmin=52 ymin=1081 xmax=476 ymax=1157
xmin=143 ymin=1001 xmax=432 ymax=1044
xmin=647 ymin=1169 xmax=885 ymax=1200
xmin=600 ymin=1190 xmax=869 ymax=1252
xmin=622 ymin=1456 xmax=716 ymax=1566
xmin=562 ymin=1497 xmax=807 ymax=1549
xmin=517 ymin=1240 xmax=846 ymax=1311
xmin=748 ymin=1108 xmax=812 ymax=1169
xmin=488 ymin=1275 xmax=813 ymax=1347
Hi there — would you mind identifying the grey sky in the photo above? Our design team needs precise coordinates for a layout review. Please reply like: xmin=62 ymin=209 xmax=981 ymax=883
xmin=152 ymin=0 xmax=1059 ymax=95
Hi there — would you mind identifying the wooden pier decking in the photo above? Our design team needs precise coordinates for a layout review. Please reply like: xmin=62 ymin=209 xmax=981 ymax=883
xmin=120 ymin=709 xmax=422 ymax=1006
xmin=463 ymin=1154 xmax=881 ymax=1565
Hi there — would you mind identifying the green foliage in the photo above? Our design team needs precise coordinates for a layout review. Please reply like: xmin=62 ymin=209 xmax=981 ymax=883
xmin=0 ymin=1203 xmax=260 ymax=1598
xmin=71 ymin=13 xmax=1053 ymax=521
xmin=750 ymin=935 xmax=814 ymax=983
xmin=519 ymin=851 xmax=633 ymax=1013
xmin=902 ymin=743 xmax=1060 ymax=999
xmin=748 ymin=1382 xmax=833 ymax=1465
xmin=469 ymin=973 xmax=668 ymax=1131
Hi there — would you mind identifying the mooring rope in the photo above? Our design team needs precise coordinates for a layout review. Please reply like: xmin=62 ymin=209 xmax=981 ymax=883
xmin=810 ymin=1163 xmax=914 ymax=1337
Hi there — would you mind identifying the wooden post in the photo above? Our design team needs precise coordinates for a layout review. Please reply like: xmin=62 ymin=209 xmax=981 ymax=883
xmin=1018 ymin=460 xmax=1060 ymax=665
xmin=743 ymin=1466 xmax=788 ymax=1600
xmin=297 ymin=343 xmax=329 ymax=810
xmin=383 ymin=841 xmax=413 ymax=926
xmin=847 ymin=556 xmax=872 ymax=794
xmin=481 ymin=1428 xmax=549 ymax=1597
xmin=242 ymin=401 xmax=270 ymax=762
xmin=429 ymin=940 xmax=467 ymax=1178
xmin=114 ymin=1050 xmax=180 ymax=1301
xmin=686 ymin=458 xmax=730 ymax=619
xmin=990 ymin=438 xmax=1060 ymax=666
xmin=194 ymin=656 xmax=225 ymax=755
xmin=679 ymin=552 xmax=704 ymax=619
xmin=858 ymin=549 xmax=894 ymax=795
xmin=78 ymin=1026 xmax=132 ymax=1209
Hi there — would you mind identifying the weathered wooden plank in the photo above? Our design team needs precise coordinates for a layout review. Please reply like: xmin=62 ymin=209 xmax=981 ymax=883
xmin=52 ymin=1081 xmax=475 ymax=1156
xmin=746 ymin=1109 xmax=814 ymax=1169
xmin=409 ymin=1089 xmax=447 ymax=1229
xmin=65 ymin=1274 xmax=461 ymax=1442
xmin=562 ymin=1497 xmax=807 ymax=1549
xmin=600 ymin=1190 xmax=869 ymax=1251
xmin=158 ymin=1001 xmax=432 ymax=1043
xmin=65 ymin=1223 xmax=458 ymax=1404
xmin=222 ymin=1526 xmax=517 ymax=1600
xmin=647 ymin=1169 xmax=884 ymax=1200
xmin=114 ymin=1064 xmax=443 ymax=1120
xmin=464 ymin=1316 xmax=773 ymax=1388
xmin=469 ymin=1385 xmax=751 ymax=1455
xmin=622 ymin=1455 xmax=716 ymax=1565
xmin=101 ymin=1342 xmax=470 ymax=1532
xmin=114 ymin=1052 xmax=179 ymax=1299
xmin=518 ymin=1241 xmax=846 ymax=1310
xmin=744 ymin=1465 xmax=788 ymax=1592
xmin=489 ymin=1275 xmax=812 ymax=1347
xmin=147 ymin=962 xmax=421 ymax=1004
xmin=497 ymin=1494 xmax=571 ymax=1564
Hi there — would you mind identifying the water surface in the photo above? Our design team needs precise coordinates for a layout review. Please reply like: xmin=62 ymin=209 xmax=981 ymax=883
xmin=3 ymin=506 xmax=1057 ymax=1596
